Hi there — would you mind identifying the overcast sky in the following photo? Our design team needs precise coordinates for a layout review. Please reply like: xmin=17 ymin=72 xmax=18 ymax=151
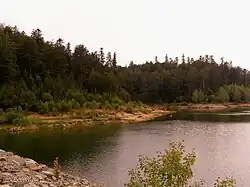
xmin=1 ymin=0 xmax=249 ymax=68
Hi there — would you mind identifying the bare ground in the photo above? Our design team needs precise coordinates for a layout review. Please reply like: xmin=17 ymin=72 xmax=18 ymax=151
xmin=1 ymin=107 xmax=173 ymax=133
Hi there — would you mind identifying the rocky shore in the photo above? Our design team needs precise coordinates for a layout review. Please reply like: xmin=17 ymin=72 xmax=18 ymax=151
xmin=0 ymin=149 xmax=95 ymax=187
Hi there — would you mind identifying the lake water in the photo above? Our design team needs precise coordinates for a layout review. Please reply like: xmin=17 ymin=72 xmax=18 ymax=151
xmin=1 ymin=110 xmax=250 ymax=186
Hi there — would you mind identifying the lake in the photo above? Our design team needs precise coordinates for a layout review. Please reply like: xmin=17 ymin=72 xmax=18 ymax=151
xmin=1 ymin=110 xmax=250 ymax=186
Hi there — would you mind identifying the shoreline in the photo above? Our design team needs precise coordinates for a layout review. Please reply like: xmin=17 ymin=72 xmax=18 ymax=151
xmin=1 ymin=102 xmax=250 ymax=134
xmin=0 ymin=106 xmax=173 ymax=133
xmin=0 ymin=149 xmax=96 ymax=187
xmin=165 ymin=102 xmax=250 ymax=112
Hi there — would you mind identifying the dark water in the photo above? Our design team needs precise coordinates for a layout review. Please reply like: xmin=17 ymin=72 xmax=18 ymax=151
xmin=1 ymin=111 xmax=250 ymax=186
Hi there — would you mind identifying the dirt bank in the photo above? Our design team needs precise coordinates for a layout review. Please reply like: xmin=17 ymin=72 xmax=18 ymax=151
xmin=0 ymin=107 xmax=173 ymax=133
xmin=167 ymin=103 xmax=250 ymax=112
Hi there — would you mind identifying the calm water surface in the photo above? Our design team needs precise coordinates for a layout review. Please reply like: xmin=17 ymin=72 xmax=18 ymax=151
xmin=1 ymin=111 xmax=250 ymax=186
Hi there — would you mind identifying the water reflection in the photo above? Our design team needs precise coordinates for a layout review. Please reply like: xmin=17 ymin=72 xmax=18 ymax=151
xmin=161 ymin=110 xmax=250 ymax=122
xmin=1 ymin=112 xmax=250 ymax=186
xmin=0 ymin=125 xmax=122 ymax=167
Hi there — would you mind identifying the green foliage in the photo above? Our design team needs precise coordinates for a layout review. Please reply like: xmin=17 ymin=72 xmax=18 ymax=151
xmin=214 ymin=87 xmax=230 ymax=103
xmin=224 ymin=85 xmax=242 ymax=102
xmin=60 ymin=100 xmax=72 ymax=112
xmin=0 ymin=107 xmax=41 ymax=125
xmin=5 ymin=107 xmax=25 ymax=124
xmin=239 ymin=86 xmax=250 ymax=102
xmin=192 ymin=90 xmax=205 ymax=103
xmin=66 ymin=90 xmax=86 ymax=106
xmin=84 ymin=100 xmax=100 ymax=109
xmin=126 ymin=141 xmax=236 ymax=187
xmin=41 ymin=92 xmax=53 ymax=101
xmin=1 ymin=23 xmax=250 ymax=113
xmin=214 ymin=177 xmax=236 ymax=187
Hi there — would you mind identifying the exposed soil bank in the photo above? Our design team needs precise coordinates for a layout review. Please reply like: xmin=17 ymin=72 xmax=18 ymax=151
xmin=0 ymin=107 xmax=173 ymax=133
xmin=166 ymin=103 xmax=250 ymax=112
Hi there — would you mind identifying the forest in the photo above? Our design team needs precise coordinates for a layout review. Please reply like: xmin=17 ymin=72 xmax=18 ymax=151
xmin=1 ymin=24 xmax=250 ymax=114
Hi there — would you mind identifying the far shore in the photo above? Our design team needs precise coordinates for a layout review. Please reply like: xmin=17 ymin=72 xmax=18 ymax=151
xmin=165 ymin=102 xmax=250 ymax=112
xmin=1 ymin=102 xmax=250 ymax=134
xmin=0 ymin=106 xmax=174 ymax=133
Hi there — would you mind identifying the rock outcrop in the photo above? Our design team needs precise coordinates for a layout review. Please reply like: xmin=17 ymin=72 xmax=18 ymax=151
xmin=0 ymin=149 xmax=95 ymax=187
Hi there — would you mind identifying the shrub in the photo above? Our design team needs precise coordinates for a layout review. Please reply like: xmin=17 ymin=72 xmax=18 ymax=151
xmin=60 ymin=100 xmax=72 ymax=112
xmin=12 ymin=116 xmax=42 ymax=126
xmin=71 ymin=99 xmax=80 ymax=109
xmin=111 ymin=96 xmax=124 ymax=105
xmin=5 ymin=107 xmax=25 ymax=124
xmin=192 ymin=89 xmax=205 ymax=103
xmin=55 ymin=102 xmax=62 ymax=111
xmin=36 ymin=101 xmax=49 ymax=114
xmin=102 ymin=101 xmax=113 ymax=109
xmin=66 ymin=90 xmax=86 ymax=106
xmin=42 ymin=92 xmax=53 ymax=101
xmin=84 ymin=100 xmax=100 ymax=109
xmin=125 ymin=141 xmax=236 ymax=187
xmin=214 ymin=87 xmax=230 ymax=103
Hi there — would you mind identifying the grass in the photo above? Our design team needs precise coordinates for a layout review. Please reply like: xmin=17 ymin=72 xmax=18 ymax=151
xmin=0 ymin=107 xmax=42 ymax=126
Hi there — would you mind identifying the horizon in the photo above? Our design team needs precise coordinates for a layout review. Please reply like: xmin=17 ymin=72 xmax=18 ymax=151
xmin=1 ymin=0 xmax=249 ymax=69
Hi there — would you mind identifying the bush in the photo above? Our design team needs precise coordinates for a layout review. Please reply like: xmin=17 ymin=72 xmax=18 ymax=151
xmin=12 ymin=116 xmax=42 ymax=126
xmin=214 ymin=87 xmax=230 ymax=103
xmin=36 ymin=101 xmax=50 ymax=114
xmin=60 ymin=100 xmax=72 ymax=112
xmin=192 ymin=89 xmax=205 ymax=103
xmin=102 ymin=101 xmax=113 ymax=109
xmin=66 ymin=90 xmax=86 ymax=106
xmin=42 ymin=92 xmax=53 ymax=101
xmin=126 ymin=141 xmax=236 ymax=187
xmin=2 ymin=107 xmax=41 ymax=125
xmin=111 ymin=96 xmax=124 ymax=105
xmin=5 ymin=107 xmax=25 ymax=124
xmin=71 ymin=99 xmax=80 ymax=109
xmin=84 ymin=100 xmax=100 ymax=109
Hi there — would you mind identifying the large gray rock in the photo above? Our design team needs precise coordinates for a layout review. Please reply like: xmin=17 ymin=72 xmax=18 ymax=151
xmin=12 ymin=155 xmax=25 ymax=166
xmin=25 ymin=158 xmax=37 ymax=168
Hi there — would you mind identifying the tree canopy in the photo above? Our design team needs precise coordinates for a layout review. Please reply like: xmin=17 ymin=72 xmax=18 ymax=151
xmin=1 ymin=24 xmax=250 ymax=112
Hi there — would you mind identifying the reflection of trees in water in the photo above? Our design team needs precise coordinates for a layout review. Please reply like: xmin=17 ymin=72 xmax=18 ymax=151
xmin=163 ymin=111 xmax=250 ymax=123
xmin=0 ymin=124 xmax=122 ymax=167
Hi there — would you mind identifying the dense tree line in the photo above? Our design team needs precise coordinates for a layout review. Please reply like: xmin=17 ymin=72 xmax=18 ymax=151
xmin=1 ymin=24 xmax=250 ymax=113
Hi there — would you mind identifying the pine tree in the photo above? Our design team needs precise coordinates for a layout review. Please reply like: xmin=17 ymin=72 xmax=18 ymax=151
xmin=106 ymin=52 xmax=112 ymax=67
xmin=99 ymin=47 xmax=105 ymax=65
xmin=112 ymin=52 xmax=117 ymax=67
xmin=165 ymin=54 xmax=169 ymax=63
xmin=181 ymin=54 xmax=185 ymax=64
xmin=155 ymin=56 xmax=158 ymax=63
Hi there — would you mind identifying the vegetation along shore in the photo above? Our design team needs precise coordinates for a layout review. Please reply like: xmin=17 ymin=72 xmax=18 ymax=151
xmin=2 ymin=24 xmax=250 ymax=132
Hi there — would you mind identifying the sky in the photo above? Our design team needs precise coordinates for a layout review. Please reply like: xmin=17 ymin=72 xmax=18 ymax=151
xmin=1 ymin=0 xmax=250 ymax=68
